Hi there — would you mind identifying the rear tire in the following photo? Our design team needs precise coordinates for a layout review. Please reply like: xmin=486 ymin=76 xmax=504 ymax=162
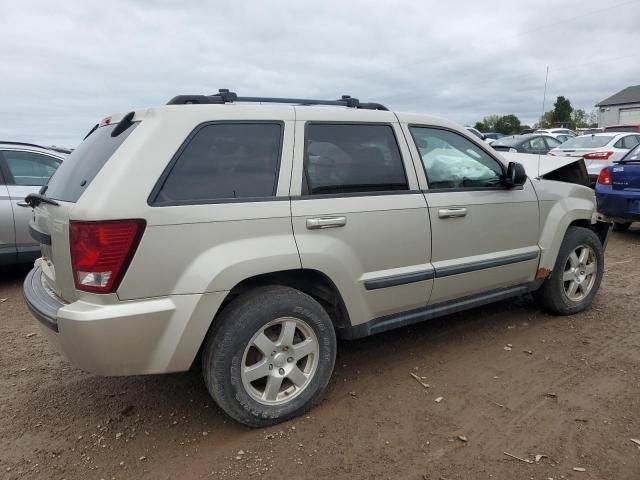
xmin=535 ymin=226 xmax=604 ymax=315
xmin=202 ymin=285 xmax=336 ymax=427
xmin=613 ymin=222 xmax=631 ymax=232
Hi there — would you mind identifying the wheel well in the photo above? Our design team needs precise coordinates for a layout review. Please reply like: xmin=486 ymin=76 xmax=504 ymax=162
xmin=568 ymin=218 xmax=610 ymax=246
xmin=220 ymin=269 xmax=353 ymax=338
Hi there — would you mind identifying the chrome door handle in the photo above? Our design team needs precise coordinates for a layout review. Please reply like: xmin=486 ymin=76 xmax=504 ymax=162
xmin=306 ymin=216 xmax=347 ymax=229
xmin=438 ymin=207 xmax=467 ymax=219
xmin=17 ymin=201 xmax=30 ymax=208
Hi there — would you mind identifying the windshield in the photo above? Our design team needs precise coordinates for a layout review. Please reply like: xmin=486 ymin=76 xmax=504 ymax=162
xmin=45 ymin=123 xmax=138 ymax=202
xmin=558 ymin=135 xmax=614 ymax=149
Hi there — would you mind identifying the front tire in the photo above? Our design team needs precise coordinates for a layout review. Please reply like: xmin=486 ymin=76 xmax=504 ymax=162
xmin=535 ymin=226 xmax=604 ymax=315
xmin=202 ymin=285 xmax=336 ymax=427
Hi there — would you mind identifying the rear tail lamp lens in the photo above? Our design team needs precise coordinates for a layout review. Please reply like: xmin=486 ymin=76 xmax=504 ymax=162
xmin=70 ymin=220 xmax=145 ymax=293
xmin=597 ymin=168 xmax=612 ymax=186
xmin=583 ymin=151 xmax=613 ymax=160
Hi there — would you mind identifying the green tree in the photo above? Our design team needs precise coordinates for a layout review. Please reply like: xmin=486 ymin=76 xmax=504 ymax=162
xmin=494 ymin=114 xmax=521 ymax=135
xmin=553 ymin=96 xmax=573 ymax=126
xmin=474 ymin=114 xmax=500 ymax=132
xmin=571 ymin=108 xmax=587 ymax=128
xmin=536 ymin=111 xmax=554 ymax=129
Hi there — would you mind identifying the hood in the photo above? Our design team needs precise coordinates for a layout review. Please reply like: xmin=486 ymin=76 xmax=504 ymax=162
xmin=499 ymin=152 xmax=590 ymax=186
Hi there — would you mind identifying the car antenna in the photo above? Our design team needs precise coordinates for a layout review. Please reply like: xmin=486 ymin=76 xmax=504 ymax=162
xmin=538 ymin=66 xmax=549 ymax=178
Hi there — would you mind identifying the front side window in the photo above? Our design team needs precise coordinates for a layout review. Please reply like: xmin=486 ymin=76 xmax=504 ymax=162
xmin=303 ymin=124 xmax=408 ymax=195
xmin=410 ymin=127 xmax=503 ymax=190
xmin=1 ymin=151 xmax=61 ymax=186
xmin=154 ymin=123 xmax=282 ymax=204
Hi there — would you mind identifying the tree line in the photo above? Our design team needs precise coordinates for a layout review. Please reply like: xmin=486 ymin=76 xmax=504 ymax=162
xmin=474 ymin=96 xmax=598 ymax=135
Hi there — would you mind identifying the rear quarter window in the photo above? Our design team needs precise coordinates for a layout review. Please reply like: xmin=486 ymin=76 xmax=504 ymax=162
xmin=151 ymin=122 xmax=283 ymax=205
xmin=46 ymin=123 xmax=138 ymax=202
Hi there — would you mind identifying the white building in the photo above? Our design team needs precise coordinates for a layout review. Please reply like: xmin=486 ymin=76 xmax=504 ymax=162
xmin=596 ymin=85 xmax=640 ymax=128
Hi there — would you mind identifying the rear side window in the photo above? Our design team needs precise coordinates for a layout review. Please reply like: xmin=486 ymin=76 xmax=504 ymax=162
xmin=303 ymin=124 xmax=408 ymax=195
xmin=1 ymin=151 xmax=61 ymax=186
xmin=46 ymin=123 xmax=138 ymax=202
xmin=152 ymin=123 xmax=283 ymax=205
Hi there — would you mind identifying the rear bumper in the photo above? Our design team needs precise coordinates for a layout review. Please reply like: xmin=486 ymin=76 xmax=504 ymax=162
xmin=596 ymin=188 xmax=640 ymax=221
xmin=23 ymin=267 xmax=228 ymax=376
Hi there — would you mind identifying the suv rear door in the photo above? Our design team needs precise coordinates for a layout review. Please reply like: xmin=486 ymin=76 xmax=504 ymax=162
xmin=290 ymin=108 xmax=432 ymax=330
xmin=402 ymin=122 xmax=540 ymax=304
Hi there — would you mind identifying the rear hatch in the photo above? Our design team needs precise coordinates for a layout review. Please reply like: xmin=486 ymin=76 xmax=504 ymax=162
xmin=30 ymin=115 xmax=139 ymax=303
xmin=611 ymin=145 xmax=640 ymax=191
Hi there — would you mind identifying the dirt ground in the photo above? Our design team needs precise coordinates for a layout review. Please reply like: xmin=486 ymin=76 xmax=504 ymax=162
xmin=1 ymin=230 xmax=639 ymax=480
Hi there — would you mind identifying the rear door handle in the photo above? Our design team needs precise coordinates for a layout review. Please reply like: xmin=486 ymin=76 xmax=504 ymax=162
xmin=306 ymin=216 xmax=347 ymax=229
xmin=17 ymin=201 xmax=30 ymax=208
xmin=438 ymin=207 xmax=467 ymax=219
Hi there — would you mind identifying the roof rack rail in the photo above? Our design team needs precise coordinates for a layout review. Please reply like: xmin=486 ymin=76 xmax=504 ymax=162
xmin=166 ymin=89 xmax=388 ymax=111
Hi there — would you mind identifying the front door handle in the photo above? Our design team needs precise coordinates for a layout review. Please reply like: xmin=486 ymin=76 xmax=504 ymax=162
xmin=438 ymin=207 xmax=467 ymax=219
xmin=306 ymin=216 xmax=347 ymax=229
xmin=17 ymin=201 xmax=30 ymax=208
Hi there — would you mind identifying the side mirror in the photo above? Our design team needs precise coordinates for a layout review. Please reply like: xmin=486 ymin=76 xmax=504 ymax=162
xmin=503 ymin=161 xmax=527 ymax=188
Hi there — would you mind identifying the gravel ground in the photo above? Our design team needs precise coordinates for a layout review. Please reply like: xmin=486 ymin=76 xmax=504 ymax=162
xmin=1 ymin=229 xmax=639 ymax=480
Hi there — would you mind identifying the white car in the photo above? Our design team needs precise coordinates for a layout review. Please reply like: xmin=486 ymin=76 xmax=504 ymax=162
xmin=549 ymin=132 xmax=640 ymax=183
xmin=536 ymin=128 xmax=576 ymax=137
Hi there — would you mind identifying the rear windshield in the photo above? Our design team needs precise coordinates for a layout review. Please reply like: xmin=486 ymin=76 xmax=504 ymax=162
xmin=45 ymin=123 xmax=138 ymax=202
xmin=558 ymin=135 xmax=613 ymax=149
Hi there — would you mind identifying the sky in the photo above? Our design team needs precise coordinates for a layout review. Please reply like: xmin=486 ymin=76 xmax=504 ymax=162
xmin=1 ymin=0 xmax=639 ymax=148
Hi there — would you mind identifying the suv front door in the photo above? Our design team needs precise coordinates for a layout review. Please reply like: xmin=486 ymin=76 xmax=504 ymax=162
xmin=0 ymin=150 xmax=62 ymax=262
xmin=403 ymin=123 xmax=540 ymax=304
xmin=290 ymin=109 xmax=432 ymax=332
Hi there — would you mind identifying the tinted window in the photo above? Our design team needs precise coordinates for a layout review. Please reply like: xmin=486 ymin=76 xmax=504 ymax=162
xmin=304 ymin=124 xmax=407 ymax=195
xmin=410 ymin=127 xmax=503 ymax=189
xmin=2 ymin=151 xmax=61 ymax=186
xmin=154 ymin=123 xmax=282 ymax=204
xmin=46 ymin=123 xmax=138 ymax=202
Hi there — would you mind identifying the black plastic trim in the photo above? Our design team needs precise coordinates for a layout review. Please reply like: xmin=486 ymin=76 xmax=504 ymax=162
xmin=349 ymin=282 xmax=538 ymax=338
xmin=148 ymin=120 xmax=285 ymax=207
xmin=364 ymin=270 xmax=434 ymax=290
xmin=153 ymin=195 xmax=291 ymax=207
xmin=434 ymin=251 xmax=539 ymax=278
xmin=23 ymin=267 xmax=62 ymax=332
xmin=166 ymin=91 xmax=388 ymax=111
xmin=29 ymin=223 xmax=51 ymax=245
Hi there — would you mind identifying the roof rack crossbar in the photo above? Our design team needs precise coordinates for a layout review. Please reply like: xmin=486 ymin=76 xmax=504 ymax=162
xmin=166 ymin=90 xmax=388 ymax=111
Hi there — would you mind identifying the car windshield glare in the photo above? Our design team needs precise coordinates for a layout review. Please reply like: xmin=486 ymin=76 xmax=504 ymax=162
xmin=559 ymin=135 xmax=614 ymax=149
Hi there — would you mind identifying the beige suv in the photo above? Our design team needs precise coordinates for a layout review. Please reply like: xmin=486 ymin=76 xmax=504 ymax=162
xmin=23 ymin=91 xmax=609 ymax=426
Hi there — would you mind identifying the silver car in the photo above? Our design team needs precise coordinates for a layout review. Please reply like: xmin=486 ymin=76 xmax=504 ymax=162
xmin=0 ymin=142 xmax=65 ymax=265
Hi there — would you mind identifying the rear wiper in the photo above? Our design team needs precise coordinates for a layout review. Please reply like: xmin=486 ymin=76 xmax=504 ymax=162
xmin=24 ymin=193 xmax=60 ymax=208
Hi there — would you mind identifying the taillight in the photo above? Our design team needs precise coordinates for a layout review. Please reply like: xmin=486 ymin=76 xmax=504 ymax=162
xmin=583 ymin=151 xmax=613 ymax=160
xmin=597 ymin=168 xmax=612 ymax=186
xmin=70 ymin=220 xmax=145 ymax=293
